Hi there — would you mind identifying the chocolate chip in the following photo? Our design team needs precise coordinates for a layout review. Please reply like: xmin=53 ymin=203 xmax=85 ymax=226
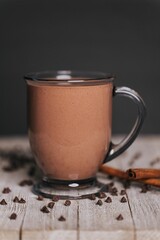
xmin=58 ymin=216 xmax=66 ymax=221
xmin=129 ymin=152 xmax=142 ymax=166
xmin=123 ymin=180 xmax=131 ymax=189
xmin=40 ymin=206 xmax=50 ymax=213
xmin=107 ymin=175 xmax=114 ymax=180
xmin=108 ymin=182 xmax=114 ymax=187
xmin=105 ymin=197 xmax=112 ymax=203
xmin=9 ymin=213 xmax=17 ymax=220
xmin=120 ymin=197 xmax=127 ymax=203
xmin=0 ymin=199 xmax=7 ymax=205
xmin=96 ymin=199 xmax=103 ymax=206
xmin=2 ymin=187 xmax=11 ymax=194
xmin=64 ymin=200 xmax=71 ymax=206
xmin=111 ymin=192 xmax=118 ymax=196
xmin=37 ymin=195 xmax=44 ymax=201
xmin=97 ymin=192 xmax=106 ymax=199
xmin=120 ymin=189 xmax=126 ymax=195
xmin=48 ymin=202 xmax=55 ymax=209
xmin=27 ymin=166 xmax=36 ymax=177
xmin=116 ymin=214 xmax=123 ymax=221
xmin=52 ymin=196 xmax=60 ymax=202
xmin=87 ymin=194 xmax=96 ymax=200
xmin=150 ymin=157 xmax=160 ymax=166
xmin=140 ymin=185 xmax=149 ymax=193
xmin=19 ymin=198 xmax=26 ymax=203
xmin=19 ymin=180 xmax=33 ymax=186
xmin=13 ymin=196 xmax=19 ymax=203
xmin=110 ymin=187 xmax=118 ymax=196
xmin=111 ymin=187 xmax=118 ymax=193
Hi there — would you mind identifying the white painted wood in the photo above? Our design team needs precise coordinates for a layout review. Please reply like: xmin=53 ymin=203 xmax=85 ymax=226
xmin=0 ymin=136 xmax=160 ymax=240
xmin=119 ymin=136 xmax=160 ymax=240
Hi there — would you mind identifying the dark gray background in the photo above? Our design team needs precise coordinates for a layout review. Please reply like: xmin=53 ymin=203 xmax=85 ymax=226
xmin=1 ymin=0 xmax=160 ymax=135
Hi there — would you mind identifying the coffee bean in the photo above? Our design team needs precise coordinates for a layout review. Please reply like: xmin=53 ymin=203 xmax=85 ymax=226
xmin=105 ymin=197 xmax=112 ymax=203
xmin=37 ymin=195 xmax=44 ymax=201
xmin=13 ymin=196 xmax=19 ymax=203
xmin=120 ymin=189 xmax=126 ymax=195
xmin=58 ymin=216 xmax=66 ymax=221
xmin=96 ymin=199 xmax=103 ymax=206
xmin=40 ymin=206 xmax=50 ymax=213
xmin=120 ymin=197 xmax=127 ymax=203
xmin=0 ymin=199 xmax=7 ymax=205
xmin=116 ymin=214 xmax=123 ymax=221
xmin=2 ymin=187 xmax=11 ymax=194
xmin=64 ymin=200 xmax=71 ymax=206
xmin=87 ymin=194 xmax=96 ymax=200
xmin=48 ymin=202 xmax=55 ymax=209
xmin=9 ymin=213 xmax=17 ymax=220
xmin=97 ymin=192 xmax=106 ymax=199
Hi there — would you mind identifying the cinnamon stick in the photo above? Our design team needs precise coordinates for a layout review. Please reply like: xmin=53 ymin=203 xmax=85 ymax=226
xmin=99 ymin=165 xmax=128 ymax=179
xmin=100 ymin=165 xmax=160 ymax=188
xmin=127 ymin=168 xmax=160 ymax=179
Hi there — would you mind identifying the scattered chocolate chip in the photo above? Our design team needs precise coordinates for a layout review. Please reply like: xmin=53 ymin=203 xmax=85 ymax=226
xmin=87 ymin=194 xmax=96 ymax=200
xmin=48 ymin=202 xmax=55 ymax=209
xmin=9 ymin=213 xmax=17 ymax=220
xmin=120 ymin=189 xmax=126 ymax=195
xmin=110 ymin=187 xmax=118 ymax=196
xmin=111 ymin=187 xmax=118 ymax=193
xmin=19 ymin=198 xmax=26 ymax=203
xmin=122 ymin=180 xmax=131 ymax=189
xmin=120 ymin=197 xmax=127 ymax=203
xmin=2 ymin=187 xmax=11 ymax=194
xmin=116 ymin=214 xmax=123 ymax=221
xmin=111 ymin=192 xmax=118 ymax=196
xmin=108 ymin=182 xmax=114 ymax=187
xmin=37 ymin=195 xmax=43 ymax=201
xmin=64 ymin=200 xmax=71 ymax=206
xmin=2 ymin=166 xmax=14 ymax=172
xmin=140 ymin=185 xmax=149 ymax=193
xmin=40 ymin=206 xmax=50 ymax=213
xmin=129 ymin=152 xmax=142 ymax=166
xmin=107 ymin=175 xmax=114 ymax=180
xmin=52 ymin=196 xmax=60 ymax=202
xmin=19 ymin=180 xmax=33 ymax=186
xmin=105 ymin=197 xmax=112 ymax=203
xmin=27 ymin=166 xmax=36 ymax=177
xmin=150 ymin=157 xmax=160 ymax=166
xmin=0 ymin=199 xmax=7 ymax=205
xmin=96 ymin=199 xmax=103 ymax=206
xmin=97 ymin=192 xmax=106 ymax=199
xmin=58 ymin=215 xmax=66 ymax=221
xmin=13 ymin=196 xmax=20 ymax=203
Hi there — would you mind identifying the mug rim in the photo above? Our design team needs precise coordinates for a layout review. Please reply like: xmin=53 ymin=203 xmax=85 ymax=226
xmin=24 ymin=70 xmax=115 ymax=86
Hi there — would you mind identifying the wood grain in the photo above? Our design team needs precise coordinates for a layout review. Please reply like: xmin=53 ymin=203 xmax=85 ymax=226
xmin=0 ymin=136 xmax=160 ymax=240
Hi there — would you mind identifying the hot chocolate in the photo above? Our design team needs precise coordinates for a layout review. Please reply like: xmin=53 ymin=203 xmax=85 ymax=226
xmin=27 ymin=82 xmax=113 ymax=180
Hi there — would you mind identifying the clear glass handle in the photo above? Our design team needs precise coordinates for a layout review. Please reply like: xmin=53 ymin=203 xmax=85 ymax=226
xmin=104 ymin=86 xmax=146 ymax=162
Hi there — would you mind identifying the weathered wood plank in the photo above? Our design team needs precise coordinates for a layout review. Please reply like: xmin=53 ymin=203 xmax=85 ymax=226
xmin=0 ymin=136 xmax=160 ymax=240
xmin=119 ymin=136 xmax=160 ymax=240
xmin=78 ymin=181 xmax=134 ymax=240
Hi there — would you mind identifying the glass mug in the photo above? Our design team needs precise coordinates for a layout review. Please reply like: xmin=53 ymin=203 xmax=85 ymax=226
xmin=25 ymin=71 xmax=146 ymax=199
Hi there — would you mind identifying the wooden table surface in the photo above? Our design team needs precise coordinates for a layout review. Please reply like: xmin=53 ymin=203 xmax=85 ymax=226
xmin=0 ymin=136 xmax=160 ymax=240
